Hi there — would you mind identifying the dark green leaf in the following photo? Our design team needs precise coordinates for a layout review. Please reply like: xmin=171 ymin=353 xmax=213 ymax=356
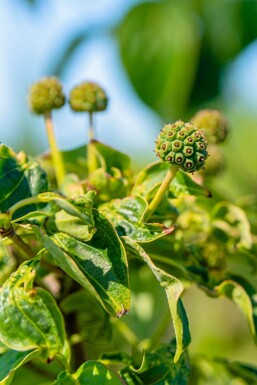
xmin=54 ymin=361 xmax=125 ymax=385
xmin=122 ymin=237 xmax=191 ymax=362
xmin=99 ymin=195 xmax=175 ymax=243
xmin=120 ymin=340 xmax=190 ymax=384
xmin=37 ymin=209 xmax=130 ymax=317
xmin=0 ymin=348 xmax=40 ymax=384
xmin=92 ymin=141 xmax=131 ymax=173
xmin=0 ymin=145 xmax=48 ymax=218
xmin=22 ymin=155 xmax=49 ymax=198
xmin=60 ymin=290 xmax=111 ymax=345
xmin=132 ymin=161 xmax=210 ymax=202
xmin=0 ymin=259 xmax=69 ymax=364
xmin=190 ymin=356 xmax=257 ymax=385
xmin=189 ymin=0 xmax=257 ymax=107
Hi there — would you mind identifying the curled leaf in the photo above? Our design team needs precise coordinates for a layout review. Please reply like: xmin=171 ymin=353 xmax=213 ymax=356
xmin=122 ymin=237 xmax=191 ymax=362
xmin=37 ymin=209 xmax=130 ymax=318
xmin=0 ymin=259 xmax=69 ymax=363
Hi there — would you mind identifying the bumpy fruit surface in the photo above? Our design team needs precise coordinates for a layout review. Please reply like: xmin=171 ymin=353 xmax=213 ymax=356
xmin=69 ymin=82 xmax=108 ymax=112
xmin=191 ymin=109 xmax=229 ymax=144
xmin=29 ymin=77 xmax=65 ymax=115
xmin=155 ymin=120 xmax=208 ymax=173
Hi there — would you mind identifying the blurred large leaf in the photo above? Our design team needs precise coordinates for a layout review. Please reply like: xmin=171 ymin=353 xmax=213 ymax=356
xmin=117 ymin=1 xmax=201 ymax=119
xmin=0 ymin=259 xmax=69 ymax=364
xmin=92 ymin=141 xmax=131 ymax=173
xmin=120 ymin=340 xmax=190 ymax=384
xmin=0 ymin=145 xmax=48 ymax=218
xmin=189 ymin=0 xmax=257 ymax=107
xmin=37 ymin=209 xmax=130 ymax=317
xmin=0 ymin=348 xmax=40 ymax=385
xmin=123 ymin=237 xmax=191 ymax=362
xmin=189 ymin=356 xmax=257 ymax=385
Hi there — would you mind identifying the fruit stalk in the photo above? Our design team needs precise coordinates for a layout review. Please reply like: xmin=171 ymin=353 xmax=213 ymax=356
xmin=44 ymin=111 xmax=65 ymax=188
xmin=144 ymin=164 xmax=179 ymax=221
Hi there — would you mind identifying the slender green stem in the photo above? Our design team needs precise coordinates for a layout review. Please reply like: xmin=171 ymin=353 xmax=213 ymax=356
xmin=87 ymin=112 xmax=98 ymax=175
xmin=144 ymin=164 xmax=180 ymax=221
xmin=44 ymin=111 xmax=65 ymax=188
xmin=88 ymin=111 xmax=95 ymax=140
xmin=111 ymin=318 xmax=139 ymax=348
xmin=146 ymin=310 xmax=171 ymax=350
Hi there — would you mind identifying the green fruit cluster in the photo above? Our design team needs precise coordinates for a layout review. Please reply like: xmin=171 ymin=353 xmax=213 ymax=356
xmin=29 ymin=77 xmax=65 ymax=115
xmin=155 ymin=120 xmax=208 ymax=173
xmin=191 ymin=109 xmax=229 ymax=144
xmin=69 ymin=82 xmax=108 ymax=113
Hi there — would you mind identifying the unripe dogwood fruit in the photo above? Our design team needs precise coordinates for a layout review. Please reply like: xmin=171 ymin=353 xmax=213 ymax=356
xmin=69 ymin=81 xmax=108 ymax=113
xmin=191 ymin=109 xmax=229 ymax=144
xmin=155 ymin=121 xmax=208 ymax=173
xmin=28 ymin=77 xmax=65 ymax=115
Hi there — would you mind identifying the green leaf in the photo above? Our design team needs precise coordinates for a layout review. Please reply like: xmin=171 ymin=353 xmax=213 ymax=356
xmin=60 ymin=174 xmax=85 ymax=199
xmin=190 ymin=356 xmax=257 ymax=385
xmin=92 ymin=141 xmax=131 ymax=173
xmin=21 ymin=155 xmax=49 ymax=198
xmin=215 ymin=279 xmax=257 ymax=343
xmin=45 ymin=191 xmax=96 ymax=242
xmin=54 ymin=361 xmax=125 ymax=385
xmin=132 ymin=161 xmax=211 ymax=202
xmin=60 ymin=290 xmax=111 ymax=345
xmin=122 ymin=237 xmax=191 ymax=362
xmin=37 ymin=209 xmax=130 ymax=317
xmin=117 ymin=1 xmax=201 ymax=119
xmin=0 ymin=145 xmax=48 ymax=218
xmin=0 ymin=348 xmax=40 ymax=385
xmin=0 ymin=259 xmax=69 ymax=364
xmin=99 ymin=195 xmax=175 ymax=243
xmin=212 ymin=202 xmax=252 ymax=249
xmin=87 ymin=167 xmax=129 ymax=204
xmin=120 ymin=340 xmax=190 ymax=384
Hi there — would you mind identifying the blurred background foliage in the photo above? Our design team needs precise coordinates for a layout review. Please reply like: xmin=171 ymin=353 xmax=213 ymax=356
xmin=1 ymin=0 xmax=257 ymax=382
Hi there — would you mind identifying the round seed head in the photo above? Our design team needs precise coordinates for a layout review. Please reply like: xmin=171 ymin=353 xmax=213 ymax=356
xmin=191 ymin=109 xmax=229 ymax=144
xmin=166 ymin=151 xmax=176 ymax=162
xmin=154 ymin=120 xmax=208 ymax=173
xmin=28 ymin=77 xmax=65 ymax=115
xmin=69 ymin=81 xmax=108 ymax=112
